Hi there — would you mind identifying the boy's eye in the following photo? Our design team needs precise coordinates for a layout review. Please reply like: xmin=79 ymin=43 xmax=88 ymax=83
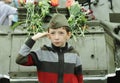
xmin=59 ymin=32 xmax=64 ymax=34
xmin=50 ymin=32 xmax=55 ymax=34
xmin=49 ymin=31 xmax=65 ymax=35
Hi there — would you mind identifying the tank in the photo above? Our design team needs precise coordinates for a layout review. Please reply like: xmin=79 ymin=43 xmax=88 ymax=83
xmin=0 ymin=0 xmax=120 ymax=83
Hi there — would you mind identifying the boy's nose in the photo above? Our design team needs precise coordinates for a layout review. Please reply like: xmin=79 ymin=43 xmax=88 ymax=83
xmin=54 ymin=34 xmax=59 ymax=39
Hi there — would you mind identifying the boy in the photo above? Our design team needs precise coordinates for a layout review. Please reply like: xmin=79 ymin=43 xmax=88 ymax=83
xmin=16 ymin=13 xmax=83 ymax=83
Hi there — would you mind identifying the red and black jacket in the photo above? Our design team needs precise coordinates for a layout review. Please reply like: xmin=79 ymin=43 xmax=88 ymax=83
xmin=16 ymin=38 xmax=83 ymax=83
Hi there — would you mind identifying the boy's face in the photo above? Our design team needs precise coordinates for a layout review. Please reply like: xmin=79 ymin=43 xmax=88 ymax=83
xmin=48 ymin=27 xmax=71 ymax=47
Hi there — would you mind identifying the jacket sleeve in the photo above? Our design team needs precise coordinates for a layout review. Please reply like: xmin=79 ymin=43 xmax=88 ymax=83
xmin=16 ymin=38 xmax=36 ymax=66
xmin=75 ymin=55 xmax=84 ymax=83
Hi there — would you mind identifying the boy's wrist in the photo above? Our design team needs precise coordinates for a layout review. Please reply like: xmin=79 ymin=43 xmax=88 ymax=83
xmin=31 ymin=36 xmax=38 ymax=41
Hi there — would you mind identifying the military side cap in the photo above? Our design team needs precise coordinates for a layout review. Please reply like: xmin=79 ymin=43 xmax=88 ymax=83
xmin=48 ymin=13 xmax=69 ymax=28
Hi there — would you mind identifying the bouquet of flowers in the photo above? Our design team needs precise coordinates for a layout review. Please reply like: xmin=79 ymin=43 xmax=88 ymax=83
xmin=12 ymin=0 xmax=92 ymax=40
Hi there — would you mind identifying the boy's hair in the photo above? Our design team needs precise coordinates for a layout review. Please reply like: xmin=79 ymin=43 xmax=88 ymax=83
xmin=48 ymin=13 xmax=71 ymax=32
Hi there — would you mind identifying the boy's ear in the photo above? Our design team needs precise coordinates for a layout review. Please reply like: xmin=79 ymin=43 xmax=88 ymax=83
xmin=67 ymin=32 xmax=72 ymax=40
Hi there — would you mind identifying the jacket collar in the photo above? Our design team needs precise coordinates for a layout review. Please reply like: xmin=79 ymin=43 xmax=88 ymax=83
xmin=52 ymin=43 xmax=68 ymax=53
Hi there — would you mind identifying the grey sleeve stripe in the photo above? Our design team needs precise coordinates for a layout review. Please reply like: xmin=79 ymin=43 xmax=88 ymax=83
xmin=76 ymin=55 xmax=82 ymax=67
xmin=19 ymin=44 xmax=31 ymax=56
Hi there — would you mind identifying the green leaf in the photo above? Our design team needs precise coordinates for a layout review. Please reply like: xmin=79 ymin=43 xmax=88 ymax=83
xmin=11 ymin=21 xmax=25 ymax=30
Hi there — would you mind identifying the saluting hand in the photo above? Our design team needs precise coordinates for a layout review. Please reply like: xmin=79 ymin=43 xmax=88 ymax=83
xmin=32 ymin=32 xmax=49 ymax=41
